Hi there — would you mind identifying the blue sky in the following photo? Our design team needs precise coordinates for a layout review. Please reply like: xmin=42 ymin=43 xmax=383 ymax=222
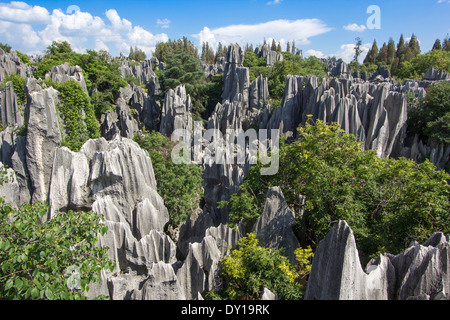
xmin=0 ymin=0 xmax=449 ymax=62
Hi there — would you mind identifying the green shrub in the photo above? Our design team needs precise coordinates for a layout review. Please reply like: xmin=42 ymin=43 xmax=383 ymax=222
xmin=221 ymin=120 xmax=450 ymax=261
xmin=134 ymin=131 xmax=204 ymax=227
xmin=213 ymin=233 xmax=309 ymax=300
xmin=53 ymin=80 xmax=100 ymax=152
xmin=408 ymin=81 xmax=450 ymax=145
xmin=0 ymin=181 xmax=114 ymax=300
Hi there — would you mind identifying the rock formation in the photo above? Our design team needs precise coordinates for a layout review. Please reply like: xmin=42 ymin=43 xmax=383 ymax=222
xmin=160 ymin=85 xmax=193 ymax=139
xmin=24 ymin=78 xmax=62 ymax=203
xmin=305 ymin=220 xmax=450 ymax=300
xmin=255 ymin=44 xmax=284 ymax=66
xmin=0 ymin=48 xmax=33 ymax=82
xmin=252 ymin=187 xmax=299 ymax=263
xmin=45 ymin=62 xmax=88 ymax=93
xmin=423 ymin=67 xmax=450 ymax=81
xmin=100 ymin=83 xmax=160 ymax=140
xmin=0 ymin=82 xmax=24 ymax=129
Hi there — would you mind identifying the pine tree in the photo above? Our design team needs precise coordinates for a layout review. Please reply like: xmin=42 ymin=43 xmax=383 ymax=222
xmin=432 ymin=39 xmax=442 ymax=51
xmin=444 ymin=35 xmax=450 ymax=51
xmin=364 ymin=39 xmax=379 ymax=65
xmin=377 ymin=42 xmax=388 ymax=63
xmin=286 ymin=42 xmax=291 ymax=54
xmin=277 ymin=43 xmax=282 ymax=53
xmin=271 ymin=39 xmax=277 ymax=51
xmin=129 ymin=46 xmax=135 ymax=60
xmin=396 ymin=34 xmax=407 ymax=63
xmin=292 ymin=40 xmax=296 ymax=54
xmin=387 ymin=38 xmax=396 ymax=65
xmin=408 ymin=34 xmax=421 ymax=57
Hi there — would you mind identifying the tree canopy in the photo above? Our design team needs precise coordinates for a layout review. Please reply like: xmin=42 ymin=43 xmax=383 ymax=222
xmin=220 ymin=119 xmax=450 ymax=262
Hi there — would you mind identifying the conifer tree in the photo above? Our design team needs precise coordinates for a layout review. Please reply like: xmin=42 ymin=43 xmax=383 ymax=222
xmin=364 ymin=40 xmax=379 ymax=65
xmin=377 ymin=42 xmax=388 ymax=63
xmin=396 ymin=34 xmax=407 ymax=63
xmin=271 ymin=39 xmax=277 ymax=51
xmin=432 ymin=39 xmax=442 ymax=51
xmin=387 ymin=38 xmax=396 ymax=65
xmin=286 ymin=42 xmax=291 ymax=53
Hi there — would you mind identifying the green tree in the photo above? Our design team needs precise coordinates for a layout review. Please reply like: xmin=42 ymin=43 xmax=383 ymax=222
xmin=0 ymin=43 xmax=12 ymax=53
xmin=397 ymin=49 xmax=450 ymax=80
xmin=396 ymin=34 xmax=407 ymax=63
xmin=353 ymin=37 xmax=363 ymax=63
xmin=221 ymin=120 xmax=450 ymax=261
xmin=51 ymin=80 xmax=101 ymax=152
xmin=376 ymin=42 xmax=388 ymax=64
xmin=364 ymin=40 xmax=379 ymax=65
xmin=387 ymin=38 xmax=396 ymax=65
xmin=408 ymin=81 xmax=450 ymax=145
xmin=133 ymin=131 xmax=204 ymax=227
xmin=161 ymin=49 xmax=208 ymax=120
xmin=215 ymin=233 xmax=307 ymax=300
xmin=432 ymin=39 xmax=442 ymax=51
xmin=45 ymin=41 xmax=73 ymax=56
xmin=0 ymin=178 xmax=114 ymax=300
xmin=271 ymin=39 xmax=277 ymax=51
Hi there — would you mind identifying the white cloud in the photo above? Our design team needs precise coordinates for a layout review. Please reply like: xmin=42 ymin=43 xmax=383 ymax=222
xmin=343 ymin=23 xmax=367 ymax=32
xmin=0 ymin=2 xmax=168 ymax=57
xmin=267 ymin=0 xmax=282 ymax=5
xmin=326 ymin=43 xmax=371 ymax=63
xmin=156 ymin=18 xmax=171 ymax=29
xmin=305 ymin=49 xmax=324 ymax=59
xmin=192 ymin=19 xmax=331 ymax=50
xmin=0 ymin=1 xmax=50 ymax=24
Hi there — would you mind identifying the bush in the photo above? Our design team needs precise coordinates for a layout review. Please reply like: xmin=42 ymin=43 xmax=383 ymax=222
xmin=221 ymin=120 xmax=450 ymax=261
xmin=408 ymin=81 xmax=450 ymax=145
xmin=0 ymin=176 xmax=114 ymax=300
xmin=52 ymin=80 xmax=101 ymax=152
xmin=213 ymin=233 xmax=310 ymax=300
xmin=134 ymin=131 xmax=204 ymax=227
xmin=397 ymin=50 xmax=450 ymax=80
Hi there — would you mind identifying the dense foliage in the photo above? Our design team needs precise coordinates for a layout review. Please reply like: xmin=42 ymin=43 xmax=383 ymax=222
xmin=159 ymin=49 xmax=208 ymax=121
xmin=134 ymin=131 xmax=204 ymax=227
xmin=33 ymin=41 xmax=128 ymax=119
xmin=47 ymin=79 xmax=101 ymax=152
xmin=408 ymin=81 xmax=450 ymax=145
xmin=358 ymin=33 xmax=450 ymax=80
xmin=210 ymin=233 xmax=312 ymax=300
xmin=244 ymin=50 xmax=326 ymax=102
xmin=0 ymin=168 xmax=114 ymax=300
xmin=220 ymin=120 xmax=450 ymax=262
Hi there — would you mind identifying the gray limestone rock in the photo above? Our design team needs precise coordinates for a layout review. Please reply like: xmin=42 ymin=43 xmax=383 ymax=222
xmin=222 ymin=44 xmax=249 ymax=103
xmin=0 ymin=82 xmax=24 ymax=129
xmin=305 ymin=220 xmax=450 ymax=300
xmin=0 ymin=48 xmax=33 ymax=82
xmin=304 ymin=221 xmax=395 ymax=300
xmin=255 ymin=44 xmax=283 ymax=66
xmin=45 ymin=62 xmax=88 ymax=93
xmin=160 ymin=85 xmax=192 ymax=139
xmin=422 ymin=67 xmax=450 ymax=81
xmin=24 ymin=79 xmax=62 ymax=203
xmin=252 ymin=187 xmax=299 ymax=263
xmin=0 ymin=162 xmax=20 ymax=207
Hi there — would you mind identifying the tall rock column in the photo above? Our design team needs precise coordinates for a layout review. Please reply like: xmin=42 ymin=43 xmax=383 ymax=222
xmin=25 ymin=78 xmax=62 ymax=203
